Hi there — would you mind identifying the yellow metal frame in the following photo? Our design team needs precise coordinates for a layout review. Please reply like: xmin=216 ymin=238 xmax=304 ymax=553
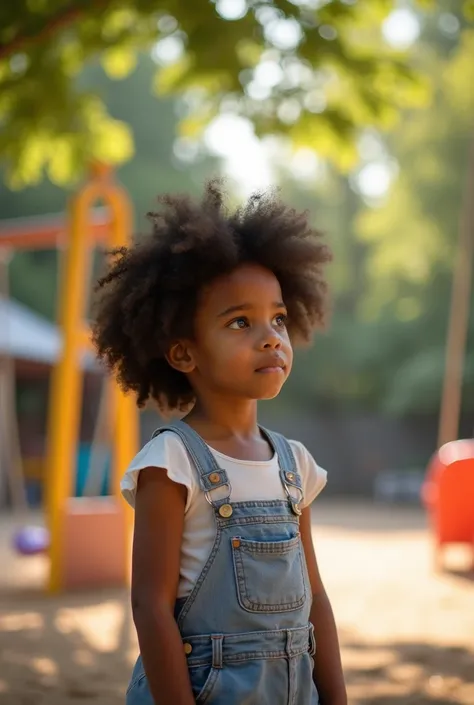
xmin=46 ymin=165 xmax=138 ymax=593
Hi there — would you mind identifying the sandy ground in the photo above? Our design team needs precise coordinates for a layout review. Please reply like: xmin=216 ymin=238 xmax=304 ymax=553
xmin=0 ymin=500 xmax=473 ymax=705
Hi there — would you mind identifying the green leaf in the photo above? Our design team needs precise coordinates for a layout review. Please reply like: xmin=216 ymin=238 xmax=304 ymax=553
xmin=154 ymin=54 xmax=193 ymax=94
xmin=92 ymin=118 xmax=134 ymax=163
xmin=0 ymin=0 xmax=438 ymax=186
xmin=102 ymin=46 xmax=137 ymax=79
xmin=463 ymin=0 xmax=474 ymax=21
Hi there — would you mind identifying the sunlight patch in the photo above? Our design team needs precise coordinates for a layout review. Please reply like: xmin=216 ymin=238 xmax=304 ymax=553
xmin=0 ymin=612 xmax=43 ymax=632
xmin=55 ymin=601 xmax=125 ymax=652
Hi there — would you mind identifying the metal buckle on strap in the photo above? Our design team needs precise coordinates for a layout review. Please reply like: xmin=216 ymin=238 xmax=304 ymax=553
xmin=204 ymin=481 xmax=233 ymax=506
xmin=282 ymin=482 xmax=304 ymax=516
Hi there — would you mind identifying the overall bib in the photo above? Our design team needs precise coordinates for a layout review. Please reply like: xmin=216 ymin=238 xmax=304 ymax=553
xmin=126 ymin=421 xmax=318 ymax=705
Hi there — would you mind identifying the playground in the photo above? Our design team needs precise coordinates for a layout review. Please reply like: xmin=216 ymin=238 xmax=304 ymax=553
xmin=0 ymin=163 xmax=472 ymax=705
xmin=1 ymin=499 xmax=473 ymax=705
xmin=1 ymin=5 xmax=474 ymax=705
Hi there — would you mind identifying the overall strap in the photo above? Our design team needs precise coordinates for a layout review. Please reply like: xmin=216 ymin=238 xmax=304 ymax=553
xmin=151 ymin=421 xmax=233 ymax=517
xmin=260 ymin=427 xmax=304 ymax=516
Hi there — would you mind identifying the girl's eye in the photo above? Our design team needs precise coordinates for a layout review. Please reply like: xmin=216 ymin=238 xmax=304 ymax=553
xmin=228 ymin=317 xmax=248 ymax=330
xmin=274 ymin=313 xmax=287 ymax=328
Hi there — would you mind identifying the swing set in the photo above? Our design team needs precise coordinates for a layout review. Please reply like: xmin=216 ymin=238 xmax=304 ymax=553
xmin=0 ymin=163 xmax=139 ymax=593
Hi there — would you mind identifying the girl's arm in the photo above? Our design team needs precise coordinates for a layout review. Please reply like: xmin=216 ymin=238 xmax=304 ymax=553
xmin=131 ymin=467 xmax=195 ymax=705
xmin=300 ymin=507 xmax=347 ymax=705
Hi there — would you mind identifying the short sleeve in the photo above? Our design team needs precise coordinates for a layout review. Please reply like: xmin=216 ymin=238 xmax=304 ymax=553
xmin=120 ymin=431 xmax=198 ymax=512
xmin=288 ymin=440 xmax=327 ymax=509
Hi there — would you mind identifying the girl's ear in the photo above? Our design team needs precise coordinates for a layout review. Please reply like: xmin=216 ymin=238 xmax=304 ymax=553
xmin=165 ymin=341 xmax=196 ymax=374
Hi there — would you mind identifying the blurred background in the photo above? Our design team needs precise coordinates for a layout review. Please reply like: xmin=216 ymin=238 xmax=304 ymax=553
xmin=0 ymin=1 xmax=473 ymax=704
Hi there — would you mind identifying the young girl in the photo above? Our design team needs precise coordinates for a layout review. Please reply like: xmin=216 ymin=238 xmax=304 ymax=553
xmin=92 ymin=182 xmax=346 ymax=705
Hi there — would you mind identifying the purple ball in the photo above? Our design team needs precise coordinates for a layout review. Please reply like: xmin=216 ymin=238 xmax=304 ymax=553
xmin=13 ymin=526 xmax=49 ymax=556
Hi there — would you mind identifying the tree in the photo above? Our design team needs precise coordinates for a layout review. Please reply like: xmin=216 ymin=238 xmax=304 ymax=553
xmin=354 ymin=8 xmax=474 ymax=415
xmin=1 ymin=54 xmax=218 ymax=319
xmin=0 ymin=0 xmax=429 ymax=187
xmin=264 ymin=2 xmax=474 ymax=417
xmin=4 ymin=2 xmax=473 ymax=419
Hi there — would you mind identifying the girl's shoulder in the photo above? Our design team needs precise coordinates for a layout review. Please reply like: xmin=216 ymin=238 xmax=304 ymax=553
xmin=286 ymin=438 xmax=328 ymax=507
xmin=120 ymin=429 xmax=327 ymax=510
xmin=120 ymin=430 xmax=199 ymax=510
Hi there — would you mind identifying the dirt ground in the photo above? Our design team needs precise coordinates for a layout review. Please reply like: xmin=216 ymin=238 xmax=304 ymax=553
xmin=0 ymin=500 xmax=473 ymax=705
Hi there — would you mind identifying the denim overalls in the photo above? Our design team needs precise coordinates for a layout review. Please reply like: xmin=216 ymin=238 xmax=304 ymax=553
xmin=126 ymin=420 xmax=318 ymax=705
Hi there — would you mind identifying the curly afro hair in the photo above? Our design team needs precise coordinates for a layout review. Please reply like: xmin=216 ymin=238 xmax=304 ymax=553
xmin=92 ymin=180 xmax=331 ymax=411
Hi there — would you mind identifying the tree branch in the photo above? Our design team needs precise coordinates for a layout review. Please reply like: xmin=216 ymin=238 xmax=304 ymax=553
xmin=0 ymin=3 xmax=99 ymax=62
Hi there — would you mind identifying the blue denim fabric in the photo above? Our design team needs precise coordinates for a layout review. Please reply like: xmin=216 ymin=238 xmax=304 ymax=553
xmin=126 ymin=421 xmax=318 ymax=705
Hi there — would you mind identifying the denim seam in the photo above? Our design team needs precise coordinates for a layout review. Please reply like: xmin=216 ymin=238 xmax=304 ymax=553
xmin=125 ymin=672 xmax=147 ymax=695
xmin=218 ymin=516 xmax=299 ymax=529
xmin=178 ymin=526 xmax=222 ymax=629
xmin=195 ymin=666 xmax=220 ymax=705
xmin=153 ymin=424 xmax=227 ymax=497
xmin=188 ymin=646 xmax=310 ymax=667
xmin=218 ymin=500 xmax=289 ymax=509
xmin=238 ymin=536 xmax=300 ymax=553
xmin=183 ymin=624 xmax=311 ymax=642
xmin=309 ymin=624 xmax=317 ymax=657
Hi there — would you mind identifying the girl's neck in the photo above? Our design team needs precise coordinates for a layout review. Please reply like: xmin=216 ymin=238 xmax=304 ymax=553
xmin=184 ymin=394 xmax=259 ymax=442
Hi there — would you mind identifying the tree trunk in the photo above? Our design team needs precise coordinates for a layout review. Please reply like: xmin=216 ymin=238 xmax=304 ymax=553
xmin=438 ymin=134 xmax=474 ymax=447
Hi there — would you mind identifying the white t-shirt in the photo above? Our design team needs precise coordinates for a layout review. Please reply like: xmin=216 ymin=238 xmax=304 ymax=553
xmin=121 ymin=431 xmax=327 ymax=598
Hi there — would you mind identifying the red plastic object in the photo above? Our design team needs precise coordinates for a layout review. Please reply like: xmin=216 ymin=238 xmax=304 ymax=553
xmin=422 ymin=439 xmax=474 ymax=570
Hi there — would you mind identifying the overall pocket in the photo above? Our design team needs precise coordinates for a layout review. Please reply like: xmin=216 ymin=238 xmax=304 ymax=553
xmin=126 ymin=659 xmax=220 ymax=705
xmin=126 ymin=657 xmax=154 ymax=705
xmin=231 ymin=535 xmax=306 ymax=612
xmin=190 ymin=664 xmax=220 ymax=704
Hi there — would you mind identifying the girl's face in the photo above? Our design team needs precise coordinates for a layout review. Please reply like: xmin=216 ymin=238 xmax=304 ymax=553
xmin=184 ymin=263 xmax=293 ymax=401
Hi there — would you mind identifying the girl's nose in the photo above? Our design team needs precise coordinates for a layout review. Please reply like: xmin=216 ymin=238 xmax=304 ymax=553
xmin=260 ymin=328 xmax=282 ymax=350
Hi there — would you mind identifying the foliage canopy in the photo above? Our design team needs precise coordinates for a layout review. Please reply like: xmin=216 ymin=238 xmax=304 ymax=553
xmin=0 ymin=0 xmax=430 ymax=187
